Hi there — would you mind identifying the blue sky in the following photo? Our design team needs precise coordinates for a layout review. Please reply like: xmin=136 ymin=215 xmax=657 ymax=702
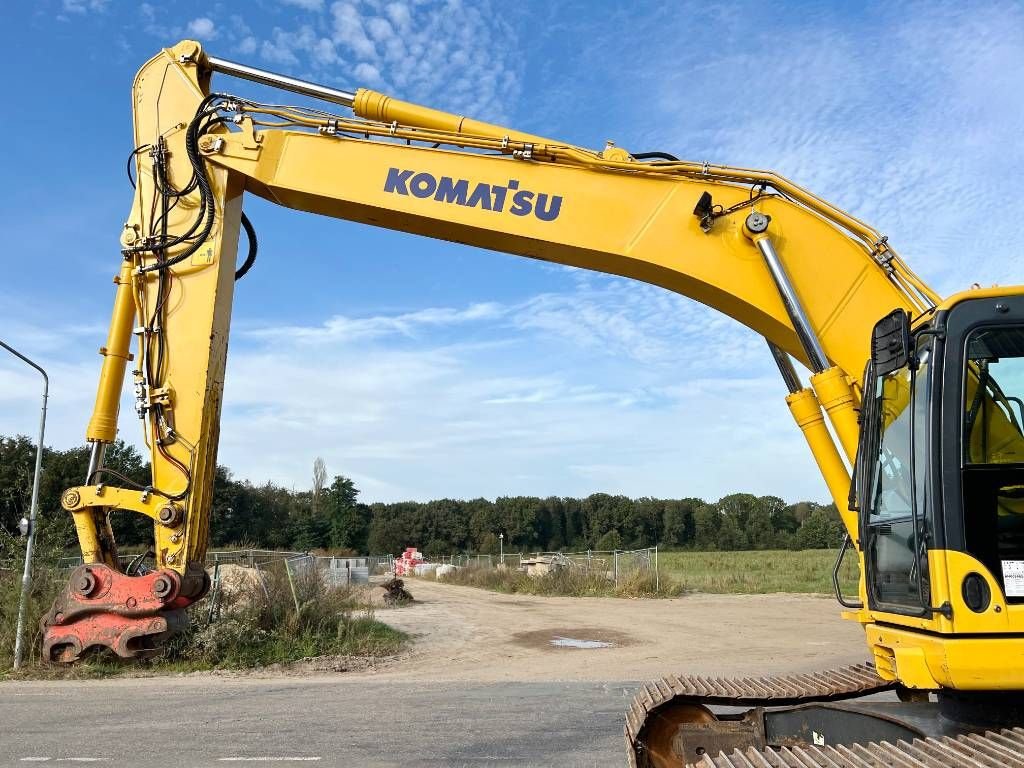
xmin=0 ymin=1 xmax=1021 ymax=503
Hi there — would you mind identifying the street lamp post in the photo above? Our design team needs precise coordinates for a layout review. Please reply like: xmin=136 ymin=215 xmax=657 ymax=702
xmin=1 ymin=340 xmax=49 ymax=671
xmin=499 ymin=533 xmax=504 ymax=565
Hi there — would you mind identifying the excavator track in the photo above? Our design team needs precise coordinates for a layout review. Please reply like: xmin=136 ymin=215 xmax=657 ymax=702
xmin=694 ymin=727 xmax=1024 ymax=767
xmin=626 ymin=664 xmax=895 ymax=768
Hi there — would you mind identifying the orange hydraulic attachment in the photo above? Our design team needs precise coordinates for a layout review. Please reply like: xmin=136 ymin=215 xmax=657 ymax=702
xmin=40 ymin=564 xmax=207 ymax=662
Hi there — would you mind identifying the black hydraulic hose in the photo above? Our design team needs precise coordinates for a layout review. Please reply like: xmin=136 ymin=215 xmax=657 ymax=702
xmin=632 ymin=151 xmax=680 ymax=162
xmin=128 ymin=94 xmax=229 ymax=271
xmin=235 ymin=212 xmax=257 ymax=280
xmin=136 ymin=114 xmax=217 ymax=272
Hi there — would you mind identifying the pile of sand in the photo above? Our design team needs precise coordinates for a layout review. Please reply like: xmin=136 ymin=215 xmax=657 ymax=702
xmin=208 ymin=563 xmax=265 ymax=603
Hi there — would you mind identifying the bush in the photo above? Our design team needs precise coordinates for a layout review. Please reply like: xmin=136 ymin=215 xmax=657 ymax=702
xmin=165 ymin=560 xmax=406 ymax=669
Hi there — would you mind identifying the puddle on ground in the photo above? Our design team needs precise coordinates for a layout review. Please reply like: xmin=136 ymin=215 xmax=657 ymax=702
xmin=550 ymin=636 xmax=614 ymax=649
xmin=511 ymin=627 xmax=634 ymax=651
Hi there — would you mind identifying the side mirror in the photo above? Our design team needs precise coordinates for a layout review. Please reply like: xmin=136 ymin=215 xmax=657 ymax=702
xmin=871 ymin=309 xmax=912 ymax=376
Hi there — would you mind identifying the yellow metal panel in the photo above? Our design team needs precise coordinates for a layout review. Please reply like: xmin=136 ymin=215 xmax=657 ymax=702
xmin=935 ymin=284 xmax=1024 ymax=312
xmin=867 ymin=623 xmax=1024 ymax=690
xmin=942 ymin=550 xmax=1019 ymax=633
xmin=208 ymin=129 xmax=916 ymax=380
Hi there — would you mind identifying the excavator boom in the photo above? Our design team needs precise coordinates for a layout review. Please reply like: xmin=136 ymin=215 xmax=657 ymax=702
xmin=43 ymin=40 xmax=1024 ymax=767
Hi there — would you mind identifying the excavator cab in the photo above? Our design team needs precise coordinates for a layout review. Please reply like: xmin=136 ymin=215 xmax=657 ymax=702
xmin=858 ymin=292 xmax=1024 ymax=694
xmin=860 ymin=294 xmax=1024 ymax=617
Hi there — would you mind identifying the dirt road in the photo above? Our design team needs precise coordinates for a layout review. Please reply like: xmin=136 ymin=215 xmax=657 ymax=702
xmin=370 ymin=579 xmax=868 ymax=682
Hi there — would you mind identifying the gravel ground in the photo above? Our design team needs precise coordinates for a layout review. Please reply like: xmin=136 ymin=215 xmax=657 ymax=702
xmin=370 ymin=578 xmax=868 ymax=682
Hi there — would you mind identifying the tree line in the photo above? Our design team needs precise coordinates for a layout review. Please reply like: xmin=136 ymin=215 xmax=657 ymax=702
xmin=0 ymin=434 xmax=846 ymax=557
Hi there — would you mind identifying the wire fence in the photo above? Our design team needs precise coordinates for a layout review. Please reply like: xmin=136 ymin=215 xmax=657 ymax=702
xmin=426 ymin=547 xmax=659 ymax=587
xmin=56 ymin=549 xmax=395 ymax=571
xmin=44 ymin=549 xmax=400 ymax=628
xmin=53 ymin=547 xmax=661 ymax=588
xmin=203 ymin=553 xmax=395 ymax=622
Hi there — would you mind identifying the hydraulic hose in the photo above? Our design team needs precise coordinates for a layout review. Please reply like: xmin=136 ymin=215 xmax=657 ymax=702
xmin=632 ymin=151 xmax=680 ymax=162
xmin=235 ymin=212 xmax=257 ymax=280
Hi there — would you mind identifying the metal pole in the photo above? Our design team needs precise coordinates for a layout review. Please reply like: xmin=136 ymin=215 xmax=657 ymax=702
xmin=2 ymin=340 xmax=49 ymax=670
xmin=655 ymin=546 xmax=659 ymax=592
xmin=284 ymin=558 xmax=301 ymax=614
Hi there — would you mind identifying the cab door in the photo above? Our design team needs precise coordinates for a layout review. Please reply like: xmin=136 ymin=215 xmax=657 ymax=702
xmin=861 ymin=320 xmax=935 ymax=615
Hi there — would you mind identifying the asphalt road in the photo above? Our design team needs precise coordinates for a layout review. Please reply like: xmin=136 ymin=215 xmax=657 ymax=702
xmin=0 ymin=677 xmax=636 ymax=767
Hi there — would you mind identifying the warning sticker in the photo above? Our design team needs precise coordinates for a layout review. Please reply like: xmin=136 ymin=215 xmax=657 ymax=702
xmin=1002 ymin=560 xmax=1024 ymax=597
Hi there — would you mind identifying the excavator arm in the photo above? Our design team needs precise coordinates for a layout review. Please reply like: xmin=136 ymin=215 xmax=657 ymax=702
xmin=43 ymin=40 xmax=1024 ymax=768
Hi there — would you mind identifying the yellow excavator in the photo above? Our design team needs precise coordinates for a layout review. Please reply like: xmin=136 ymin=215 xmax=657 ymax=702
xmin=42 ymin=41 xmax=1024 ymax=767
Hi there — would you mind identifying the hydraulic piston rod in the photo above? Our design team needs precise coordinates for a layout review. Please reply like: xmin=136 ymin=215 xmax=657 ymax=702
xmin=767 ymin=340 xmax=802 ymax=394
xmin=745 ymin=213 xmax=830 ymax=373
xmin=205 ymin=54 xmax=356 ymax=108
xmin=206 ymin=49 xmax=554 ymax=145
xmin=746 ymin=214 xmax=861 ymax=462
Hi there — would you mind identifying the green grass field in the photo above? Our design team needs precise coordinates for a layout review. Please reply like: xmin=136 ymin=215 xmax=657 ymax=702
xmin=435 ymin=549 xmax=858 ymax=598
xmin=657 ymin=549 xmax=859 ymax=595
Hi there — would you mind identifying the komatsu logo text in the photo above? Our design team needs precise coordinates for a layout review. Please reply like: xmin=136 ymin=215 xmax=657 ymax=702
xmin=383 ymin=168 xmax=563 ymax=221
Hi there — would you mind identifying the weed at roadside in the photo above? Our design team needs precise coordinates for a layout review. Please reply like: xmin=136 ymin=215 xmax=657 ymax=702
xmin=2 ymin=552 xmax=406 ymax=679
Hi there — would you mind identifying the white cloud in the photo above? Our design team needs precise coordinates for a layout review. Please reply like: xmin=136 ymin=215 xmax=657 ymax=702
xmin=218 ymin=274 xmax=791 ymax=502
xmin=352 ymin=62 xmax=383 ymax=86
xmin=135 ymin=8 xmax=252 ymax=51
xmin=311 ymin=37 xmax=340 ymax=66
xmin=186 ymin=17 xmax=217 ymax=41
xmin=246 ymin=302 xmax=505 ymax=343
xmin=213 ymin=327 xmax=800 ymax=502
xmin=365 ymin=16 xmax=395 ymax=43
xmin=281 ymin=0 xmax=325 ymax=10
xmin=0 ymin=315 xmax=117 ymax=455
xmin=224 ymin=0 xmax=522 ymax=122
xmin=331 ymin=2 xmax=379 ymax=60
xmin=259 ymin=25 xmax=328 ymax=68
xmin=62 ymin=0 xmax=108 ymax=13
xmin=137 ymin=3 xmax=170 ymax=37
xmin=385 ymin=2 xmax=411 ymax=31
